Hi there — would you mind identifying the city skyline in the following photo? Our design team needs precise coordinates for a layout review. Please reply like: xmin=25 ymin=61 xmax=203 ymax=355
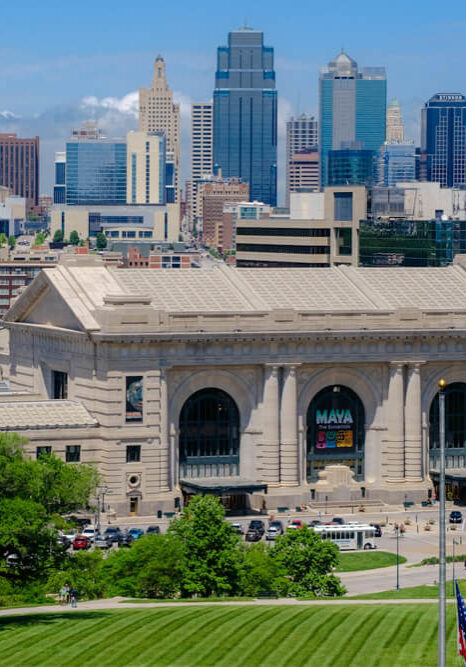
xmin=1 ymin=0 xmax=466 ymax=200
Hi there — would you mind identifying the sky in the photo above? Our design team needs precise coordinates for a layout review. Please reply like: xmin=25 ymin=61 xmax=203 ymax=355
xmin=1 ymin=0 xmax=465 ymax=204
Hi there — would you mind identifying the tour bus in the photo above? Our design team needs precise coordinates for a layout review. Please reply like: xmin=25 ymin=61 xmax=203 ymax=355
xmin=313 ymin=524 xmax=376 ymax=551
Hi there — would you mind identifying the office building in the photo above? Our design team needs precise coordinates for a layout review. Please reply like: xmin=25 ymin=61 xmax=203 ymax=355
xmin=286 ymin=115 xmax=318 ymax=205
xmin=201 ymin=178 xmax=249 ymax=247
xmin=219 ymin=201 xmax=271 ymax=253
xmin=0 ymin=133 xmax=39 ymax=211
xmin=0 ymin=196 xmax=26 ymax=238
xmin=139 ymin=55 xmax=180 ymax=201
xmin=213 ymin=27 xmax=277 ymax=205
xmin=126 ymin=131 xmax=166 ymax=205
xmin=378 ymin=141 xmax=416 ymax=186
xmin=386 ymin=99 xmax=404 ymax=142
xmin=53 ymin=152 xmax=66 ymax=204
xmin=9 ymin=254 xmax=466 ymax=512
xmin=327 ymin=148 xmax=376 ymax=186
xmin=191 ymin=102 xmax=213 ymax=181
xmin=65 ymin=129 xmax=126 ymax=206
xmin=319 ymin=50 xmax=386 ymax=186
xmin=421 ymin=93 xmax=466 ymax=187
xmin=236 ymin=186 xmax=366 ymax=267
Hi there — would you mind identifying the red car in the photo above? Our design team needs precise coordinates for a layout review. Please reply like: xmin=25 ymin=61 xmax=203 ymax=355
xmin=73 ymin=535 xmax=91 ymax=550
xmin=288 ymin=519 xmax=304 ymax=530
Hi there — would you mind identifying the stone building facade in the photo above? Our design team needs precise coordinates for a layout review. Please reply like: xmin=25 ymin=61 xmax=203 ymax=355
xmin=4 ymin=256 xmax=466 ymax=515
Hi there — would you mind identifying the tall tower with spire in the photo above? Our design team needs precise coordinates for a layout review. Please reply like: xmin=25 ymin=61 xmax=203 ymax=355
xmin=386 ymin=99 xmax=404 ymax=142
xmin=139 ymin=55 xmax=180 ymax=202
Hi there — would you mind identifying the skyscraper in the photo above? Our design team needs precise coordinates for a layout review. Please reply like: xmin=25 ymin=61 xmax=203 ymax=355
xmin=213 ymin=26 xmax=277 ymax=206
xmin=0 ymin=133 xmax=39 ymax=211
xmin=286 ymin=114 xmax=318 ymax=205
xmin=421 ymin=93 xmax=466 ymax=188
xmin=126 ymin=131 xmax=166 ymax=205
xmin=319 ymin=50 xmax=386 ymax=186
xmin=378 ymin=141 xmax=416 ymax=186
xmin=139 ymin=55 xmax=180 ymax=201
xmin=191 ymin=102 xmax=213 ymax=181
xmin=386 ymin=99 xmax=404 ymax=142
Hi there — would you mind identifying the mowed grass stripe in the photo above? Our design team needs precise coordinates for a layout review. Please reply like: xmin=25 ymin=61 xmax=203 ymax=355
xmin=267 ymin=607 xmax=329 ymax=666
xmin=183 ymin=606 xmax=274 ymax=666
xmin=335 ymin=606 xmax=387 ymax=667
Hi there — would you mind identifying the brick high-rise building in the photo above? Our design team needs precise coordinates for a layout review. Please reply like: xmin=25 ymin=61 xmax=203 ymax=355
xmin=201 ymin=178 xmax=249 ymax=247
xmin=0 ymin=133 xmax=39 ymax=211
xmin=139 ymin=55 xmax=180 ymax=202
xmin=286 ymin=115 xmax=318 ymax=206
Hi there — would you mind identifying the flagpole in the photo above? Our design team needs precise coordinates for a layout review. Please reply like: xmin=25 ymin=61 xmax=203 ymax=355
xmin=438 ymin=378 xmax=447 ymax=667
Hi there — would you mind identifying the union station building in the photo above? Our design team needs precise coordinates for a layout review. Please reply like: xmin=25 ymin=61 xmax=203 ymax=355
xmin=3 ymin=255 xmax=466 ymax=515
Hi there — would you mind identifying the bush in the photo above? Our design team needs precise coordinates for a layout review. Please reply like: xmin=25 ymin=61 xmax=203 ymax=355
xmin=47 ymin=550 xmax=106 ymax=600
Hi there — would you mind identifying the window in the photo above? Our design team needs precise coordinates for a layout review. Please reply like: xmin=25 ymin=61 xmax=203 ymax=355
xmin=334 ymin=192 xmax=353 ymax=221
xmin=126 ymin=376 xmax=143 ymax=422
xmin=66 ymin=445 xmax=81 ymax=462
xmin=52 ymin=370 xmax=68 ymax=399
xmin=126 ymin=445 xmax=141 ymax=463
xmin=36 ymin=446 xmax=52 ymax=459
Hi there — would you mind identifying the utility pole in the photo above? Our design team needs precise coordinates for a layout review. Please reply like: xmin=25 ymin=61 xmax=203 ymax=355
xmin=396 ymin=525 xmax=400 ymax=591
xmin=438 ymin=378 xmax=446 ymax=667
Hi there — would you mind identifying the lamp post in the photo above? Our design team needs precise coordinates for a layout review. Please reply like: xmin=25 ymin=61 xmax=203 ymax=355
xmin=395 ymin=524 xmax=400 ymax=591
xmin=438 ymin=378 xmax=447 ymax=667
xmin=453 ymin=537 xmax=458 ymax=596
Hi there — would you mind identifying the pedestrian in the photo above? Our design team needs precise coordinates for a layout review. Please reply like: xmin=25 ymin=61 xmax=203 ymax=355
xmin=70 ymin=588 xmax=77 ymax=608
xmin=64 ymin=583 xmax=70 ymax=605
xmin=59 ymin=585 xmax=66 ymax=606
xmin=400 ymin=523 xmax=405 ymax=537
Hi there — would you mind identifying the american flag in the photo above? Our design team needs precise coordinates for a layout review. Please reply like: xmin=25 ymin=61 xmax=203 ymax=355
xmin=456 ymin=583 xmax=466 ymax=664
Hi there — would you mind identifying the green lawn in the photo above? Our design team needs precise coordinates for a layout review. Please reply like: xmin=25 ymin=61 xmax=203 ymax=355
xmin=336 ymin=550 xmax=407 ymax=572
xmin=0 ymin=605 xmax=458 ymax=666
xmin=350 ymin=578 xmax=466 ymax=600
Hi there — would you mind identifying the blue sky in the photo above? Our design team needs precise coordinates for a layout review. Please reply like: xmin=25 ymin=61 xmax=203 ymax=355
xmin=1 ymin=0 xmax=465 ymax=200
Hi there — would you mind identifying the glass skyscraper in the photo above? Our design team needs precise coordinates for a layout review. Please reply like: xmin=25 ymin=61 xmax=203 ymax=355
xmin=66 ymin=139 xmax=127 ymax=205
xmin=319 ymin=50 xmax=386 ymax=186
xmin=421 ymin=94 xmax=466 ymax=188
xmin=213 ymin=27 xmax=277 ymax=206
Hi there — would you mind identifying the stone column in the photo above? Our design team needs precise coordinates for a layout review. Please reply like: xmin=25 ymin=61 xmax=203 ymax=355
xmin=159 ymin=367 xmax=171 ymax=490
xmin=280 ymin=365 xmax=299 ymax=485
xmin=259 ymin=364 xmax=280 ymax=484
xmin=386 ymin=362 xmax=405 ymax=481
xmin=405 ymin=362 xmax=423 ymax=481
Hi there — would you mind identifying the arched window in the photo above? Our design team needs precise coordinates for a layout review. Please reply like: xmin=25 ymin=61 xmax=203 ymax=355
xmin=307 ymin=385 xmax=365 ymax=482
xmin=429 ymin=382 xmax=466 ymax=471
xmin=179 ymin=388 xmax=240 ymax=479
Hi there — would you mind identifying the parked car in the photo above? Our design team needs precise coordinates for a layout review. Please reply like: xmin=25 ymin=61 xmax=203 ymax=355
xmin=57 ymin=535 xmax=72 ymax=550
xmin=248 ymin=520 xmax=265 ymax=536
xmin=118 ymin=531 xmax=134 ymax=547
xmin=128 ymin=528 xmax=145 ymax=540
xmin=95 ymin=534 xmax=112 ymax=549
xmin=332 ymin=517 xmax=345 ymax=525
xmin=245 ymin=529 xmax=262 ymax=542
xmin=62 ymin=529 xmax=77 ymax=542
xmin=82 ymin=527 xmax=97 ymax=541
xmin=450 ymin=511 xmax=463 ymax=524
xmin=230 ymin=522 xmax=244 ymax=535
xmin=104 ymin=527 xmax=121 ymax=542
xmin=309 ymin=520 xmax=322 ymax=528
xmin=265 ymin=526 xmax=281 ymax=541
xmin=288 ymin=519 xmax=304 ymax=530
xmin=73 ymin=535 xmax=91 ymax=550
xmin=370 ymin=523 xmax=383 ymax=537
xmin=5 ymin=553 xmax=19 ymax=567
xmin=269 ymin=520 xmax=284 ymax=534
xmin=146 ymin=525 xmax=160 ymax=535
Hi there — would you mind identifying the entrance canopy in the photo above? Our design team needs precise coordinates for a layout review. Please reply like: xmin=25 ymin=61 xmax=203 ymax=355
xmin=180 ymin=478 xmax=268 ymax=496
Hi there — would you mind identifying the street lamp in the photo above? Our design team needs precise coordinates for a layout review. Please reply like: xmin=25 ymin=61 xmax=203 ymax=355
xmin=438 ymin=378 xmax=447 ymax=667
xmin=453 ymin=537 xmax=459 ymax=596
xmin=395 ymin=524 xmax=400 ymax=591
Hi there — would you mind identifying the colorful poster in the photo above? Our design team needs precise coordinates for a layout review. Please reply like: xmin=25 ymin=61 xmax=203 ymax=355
xmin=126 ymin=376 xmax=143 ymax=422
xmin=315 ymin=407 xmax=354 ymax=451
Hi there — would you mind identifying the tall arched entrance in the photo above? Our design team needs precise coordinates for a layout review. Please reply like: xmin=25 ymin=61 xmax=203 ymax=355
xmin=429 ymin=382 xmax=466 ymax=502
xmin=307 ymin=385 xmax=365 ymax=482
xmin=179 ymin=388 xmax=240 ymax=479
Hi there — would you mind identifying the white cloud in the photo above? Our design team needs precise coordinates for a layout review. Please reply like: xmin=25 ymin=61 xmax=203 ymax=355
xmin=0 ymin=110 xmax=19 ymax=120
xmin=80 ymin=92 xmax=139 ymax=118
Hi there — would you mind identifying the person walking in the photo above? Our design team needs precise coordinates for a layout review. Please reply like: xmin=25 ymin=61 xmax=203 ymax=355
xmin=59 ymin=586 xmax=66 ymax=606
xmin=70 ymin=588 xmax=77 ymax=608
xmin=64 ymin=584 xmax=70 ymax=605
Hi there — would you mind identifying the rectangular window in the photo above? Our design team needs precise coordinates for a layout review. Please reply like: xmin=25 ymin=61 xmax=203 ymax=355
xmin=334 ymin=192 xmax=353 ymax=221
xmin=36 ymin=446 xmax=52 ymax=459
xmin=52 ymin=370 xmax=68 ymax=399
xmin=126 ymin=376 xmax=143 ymax=422
xmin=126 ymin=445 xmax=141 ymax=463
xmin=66 ymin=445 xmax=81 ymax=463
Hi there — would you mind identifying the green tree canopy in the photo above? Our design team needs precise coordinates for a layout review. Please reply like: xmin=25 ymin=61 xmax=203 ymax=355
xmin=69 ymin=230 xmax=80 ymax=245
xmin=0 ymin=234 xmax=7 ymax=247
xmin=271 ymin=526 xmax=345 ymax=597
xmin=52 ymin=229 xmax=63 ymax=243
xmin=8 ymin=235 xmax=16 ymax=249
xmin=169 ymin=495 xmax=243 ymax=597
xmin=96 ymin=232 xmax=107 ymax=250
xmin=34 ymin=232 xmax=46 ymax=246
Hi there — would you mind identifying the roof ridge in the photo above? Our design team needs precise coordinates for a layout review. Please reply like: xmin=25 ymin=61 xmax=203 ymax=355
xmin=215 ymin=265 xmax=268 ymax=311
xmin=336 ymin=266 xmax=391 ymax=310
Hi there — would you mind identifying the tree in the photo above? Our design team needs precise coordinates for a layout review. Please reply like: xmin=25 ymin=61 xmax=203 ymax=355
xmin=52 ymin=229 xmax=63 ymax=243
xmin=69 ymin=230 xmax=80 ymax=246
xmin=8 ymin=235 xmax=16 ymax=249
xmin=96 ymin=232 xmax=107 ymax=250
xmin=271 ymin=526 xmax=345 ymax=597
xmin=47 ymin=550 xmax=106 ymax=600
xmin=0 ymin=234 xmax=7 ymax=247
xmin=169 ymin=495 xmax=243 ymax=597
xmin=241 ymin=542 xmax=288 ymax=596
xmin=34 ymin=232 xmax=46 ymax=246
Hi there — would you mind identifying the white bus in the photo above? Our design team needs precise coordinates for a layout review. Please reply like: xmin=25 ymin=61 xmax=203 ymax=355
xmin=314 ymin=524 xmax=376 ymax=551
